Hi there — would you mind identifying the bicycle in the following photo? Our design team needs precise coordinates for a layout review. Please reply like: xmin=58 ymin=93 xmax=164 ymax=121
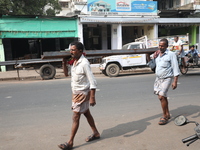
xmin=177 ymin=56 xmax=188 ymax=75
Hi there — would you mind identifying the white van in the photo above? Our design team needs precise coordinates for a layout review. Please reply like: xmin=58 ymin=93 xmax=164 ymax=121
xmin=99 ymin=42 xmax=148 ymax=77
xmin=122 ymin=42 xmax=146 ymax=50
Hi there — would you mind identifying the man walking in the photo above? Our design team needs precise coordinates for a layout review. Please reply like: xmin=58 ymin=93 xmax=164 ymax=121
xmin=154 ymin=38 xmax=180 ymax=125
xmin=58 ymin=41 xmax=100 ymax=150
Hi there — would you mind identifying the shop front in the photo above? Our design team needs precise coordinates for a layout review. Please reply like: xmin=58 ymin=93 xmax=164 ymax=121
xmin=0 ymin=15 xmax=78 ymax=71
xmin=80 ymin=16 xmax=159 ymax=50
xmin=80 ymin=0 xmax=158 ymax=50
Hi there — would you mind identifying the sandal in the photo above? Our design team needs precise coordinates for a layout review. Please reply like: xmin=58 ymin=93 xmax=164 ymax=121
xmin=85 ymin=134 xmax=100 ymax=142
xmin=158 ymin=117 xmax=168 ymax=125
xmin=58 ymin=142 xmax=72 ymax=150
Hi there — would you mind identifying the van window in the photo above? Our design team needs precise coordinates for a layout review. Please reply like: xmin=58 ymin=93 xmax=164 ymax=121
xmin=122 ymin=45 xmax=129 ymax=49
xmin=129 ymin=44 xmax=140 ymax=49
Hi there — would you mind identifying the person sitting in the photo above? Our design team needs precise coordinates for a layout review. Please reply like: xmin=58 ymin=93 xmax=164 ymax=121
xmin=186 ymin=45 xmax=200 ymax=63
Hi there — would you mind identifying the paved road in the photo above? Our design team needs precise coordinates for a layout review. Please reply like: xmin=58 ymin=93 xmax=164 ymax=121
xmin=0 ymin=71 xmax=200 ymax=150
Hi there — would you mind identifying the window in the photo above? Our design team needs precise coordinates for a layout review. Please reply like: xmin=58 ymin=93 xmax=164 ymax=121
xmin=130 ymin=45 xmax=140 ymax=49
xmin=176 ymin=0 xmax=180 ymax=7
xmin=169 ymin=0 xmax=173 ymax=8
xmin=60 ymin=2 xmax=69 ymax=8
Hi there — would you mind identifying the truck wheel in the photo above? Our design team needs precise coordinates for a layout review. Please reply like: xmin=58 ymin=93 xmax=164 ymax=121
xmin=106 ymin=63 xmax=120 ymax=77
xmin=39 ymin=64 xmax=56 ymax=80
xmin=102 ymin=70 xmax=108 ymax=76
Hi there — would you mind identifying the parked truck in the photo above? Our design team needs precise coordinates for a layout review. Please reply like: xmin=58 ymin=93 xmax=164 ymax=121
xmin=0 ymin=56 xmax=101 ymax=80
xmin=0 ymin=58 xmax=63 ymax=80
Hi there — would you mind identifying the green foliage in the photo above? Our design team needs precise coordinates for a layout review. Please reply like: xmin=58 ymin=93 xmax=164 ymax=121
xmin=0 ymin=0 xmax=62 ymax=16
xmin=0 ymin=0 xmax=12 ymax=15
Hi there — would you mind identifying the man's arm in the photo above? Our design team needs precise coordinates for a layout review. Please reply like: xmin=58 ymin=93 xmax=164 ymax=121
xmin=171 ymin=46 xmax=175 ymax=51
xmin=84 ymin=62 xmax=97 ymax=90
xmin=170 ymin=51 xmax=180 ymax=90
xmin=172 ymin=76 xmax=178 ymax=90
xmin=83 ymin=62 xmax=97 ymax=106
xmin=171 ymin=52 xmax=179 ymax=90
xmin=179 ymin=44 xmax=184 ymax=55
xmin=62 ymin=58 xmax=68 ymax=77
xmin=90 ymin=89 xmax=96 ymax=106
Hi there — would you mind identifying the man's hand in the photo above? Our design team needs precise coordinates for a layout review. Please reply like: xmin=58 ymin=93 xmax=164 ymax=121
xmin=172 ymin=82 xmax=177 ymax=90
xmin=89 ymin=89 xmax=96 ymax=106
xmin=62 ymin=58 xmax=67 ymax=65
xmin=62 ymin=57 xmax=69 ymax=77
xmin=89 ymin=97 xmax=96 ymax=106
xmin=172 ymin=76 xmax=178 ymax=90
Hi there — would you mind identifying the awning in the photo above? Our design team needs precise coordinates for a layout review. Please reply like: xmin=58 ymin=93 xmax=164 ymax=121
xmin=0 ymin=16 xmax=78 ymax=38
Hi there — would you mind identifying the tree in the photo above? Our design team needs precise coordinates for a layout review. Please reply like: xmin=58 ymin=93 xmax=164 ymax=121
xmin=0 ymin=0 xmax=62 ymax=16
xmin=0 ymin=0 xmax=12 ymax=15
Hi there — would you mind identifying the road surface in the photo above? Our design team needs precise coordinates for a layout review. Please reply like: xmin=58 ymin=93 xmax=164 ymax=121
xmin=0 ymin=70 xmax=200 ymax=150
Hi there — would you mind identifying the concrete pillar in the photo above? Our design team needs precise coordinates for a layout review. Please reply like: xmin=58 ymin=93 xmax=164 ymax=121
xmin=0 ymin=39 xmax=6 ymax=72
xmin=111 ymin=24 xmax=122 ymax=49
xmin=117 ymin=24 xmax=122 ymax=49
xmin=154 ymin=24 xmax=158 ymax=39
xmin=198 ymin=26 xmax=200 ymax=51
xmin=77 ymin=19 xmax=84 ymax=44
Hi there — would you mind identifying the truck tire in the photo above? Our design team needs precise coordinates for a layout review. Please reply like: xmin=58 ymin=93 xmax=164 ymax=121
xmin=106 ymin=63 xmax=120 ymax=77
xmin=102 ymin=70 xmax=108 ymax=76
xmin=39 ymin=64 xmax=56 ymax=80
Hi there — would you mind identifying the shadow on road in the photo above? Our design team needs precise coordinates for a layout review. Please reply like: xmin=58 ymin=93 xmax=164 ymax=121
xmin=74 ymin=105 xmax=200 ymax=149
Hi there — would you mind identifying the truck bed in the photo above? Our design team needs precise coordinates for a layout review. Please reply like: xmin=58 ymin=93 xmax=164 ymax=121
xmin=41 ymin=48 xmax=158 ymax=59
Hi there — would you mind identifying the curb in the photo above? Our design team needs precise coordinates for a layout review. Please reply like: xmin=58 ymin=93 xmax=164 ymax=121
xmin=0 ymin=68 xmax=152 ymax=81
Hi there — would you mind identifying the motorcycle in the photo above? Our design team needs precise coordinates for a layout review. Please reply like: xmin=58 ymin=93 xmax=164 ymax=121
xmin=174 ymin=115 xmax=200 ymax=146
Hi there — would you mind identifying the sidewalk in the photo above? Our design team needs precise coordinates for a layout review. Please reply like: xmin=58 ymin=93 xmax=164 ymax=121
xmin=0 ymin=64 xmax=101 ymax=81
xmin=0 ymin=64 xmax=151 ymax=81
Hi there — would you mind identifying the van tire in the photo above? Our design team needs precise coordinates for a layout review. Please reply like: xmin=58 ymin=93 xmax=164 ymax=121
xmin=106 ymin=63 xmax=120 ymax=77
xmin=39 ymin=64 xmax=56 ymax=80
xmin=102 ymin=70 xmax=108 ymax=76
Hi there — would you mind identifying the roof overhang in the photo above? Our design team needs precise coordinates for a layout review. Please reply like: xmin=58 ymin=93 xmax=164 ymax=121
xmin=80 ymin=16 xmax=200 ymax=26
xmin=158 ymin=9 xmax=195 ymax=18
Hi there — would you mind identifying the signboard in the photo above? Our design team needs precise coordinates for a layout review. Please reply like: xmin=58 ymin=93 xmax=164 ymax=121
xmin=87 ymin=0 xmax=157 ymax=16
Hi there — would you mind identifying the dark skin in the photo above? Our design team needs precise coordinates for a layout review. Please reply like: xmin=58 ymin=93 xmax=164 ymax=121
xmin=158 ymin=41 xmax=178 ymax=122
xmin=61 ymin=45 xmax=100 ymax=149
